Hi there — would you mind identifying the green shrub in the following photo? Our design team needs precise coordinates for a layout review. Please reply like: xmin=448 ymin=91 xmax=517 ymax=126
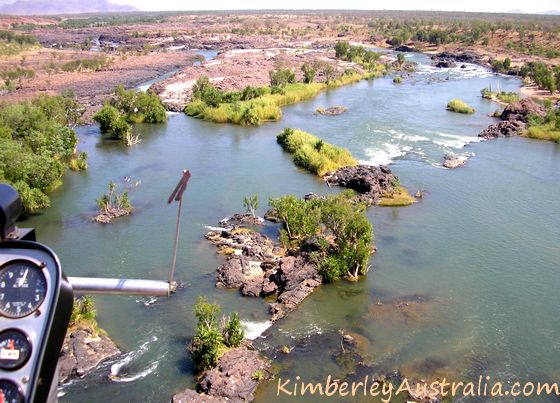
xmin=93 ymin=104 xmax=132 ymax=140
xmin=70 ymin=296 xmax=97 ymax=327
xmin=60 ymin=56 xmax=110 ymax=72
xmin=223 ymin=312 xmax=244 ymax=348
xmin=269 ymin=67 xmax=296 ymax=87
xmin=0 ymin=95 xmax=85 ymax=213
xmin=188 ymin=297 xmax=245 ymax=373
xmin=480 ymin=87 xmax=520 ymax=103
xmin=446 ymin=98 xmax=475 ymax=114
xmin=269 ymin=192 xmax=373 ymax=282
xmin=277 ymin=128 xmax=357 ymax=176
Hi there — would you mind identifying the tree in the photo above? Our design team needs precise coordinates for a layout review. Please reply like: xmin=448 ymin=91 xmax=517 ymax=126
xmin=93 ymin=104 xmax=132 ymax=141
xmin=243 ymin=194 xmax=259 ymax=217
xmin=322 ymin=64 xmax=337 ymax=84
xmin=397 ymin=52 xmax=405 ymax=67
xmin=269 ymin=68 xmax=296 ymax=87
xmin=334 ymin=41 xmax=349 ymax=59
xmin=301 ymin=63 xmax=316 ymax=84
xmin=188 ymin=297 xmax=245 ymax=373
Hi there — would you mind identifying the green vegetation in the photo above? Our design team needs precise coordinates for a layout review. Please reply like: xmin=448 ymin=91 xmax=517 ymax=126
xmin=520 ymin=62 xmax=560 ymax=94
xmin=480 ymin=87 xmax=521 ymax=104
xmin=185 ymin=71 xmax=369 ymax=126
xmin=277 ymin=128 xmax=357 ymax=176
xmin=524 ymin=105 xmax=560 ymax=143
xmin=60 ymin=56 xmax=111 ymax=72
xmin=93 ymin=86 xmax=167 ymax=145
xmin=243 ymin=194 xmax=259 ymax=217
xmin=0 ymin=30 xmax=38 ymax=55
xmin=393 ymin=76 xmax=403 ymax=84
xmin=96 ymin=181 xmax=132 ymax=215
xmin=188 ymin=296 xmax=245 ymax=373
xmin=69 ymin=296 xmax=99 ymax=331
xmin=379 ymin=186 xmax=417 ymax=206
xmin=1 ymin=67 xmax=35 ymax=91
xmin=333 ymin=41 xmax=382 ymax=71
xmin=269 ymin=191 xmax=373 ymax=282
xmin=446 ymin=98 xmax=475 ymax=114
xmin=0 ymin=95 xmax=86 ymax=214
xmin=269 ymin=67 xmax=296 ymax=87
xmin=490 ymin=57 xmax=512 ymax=73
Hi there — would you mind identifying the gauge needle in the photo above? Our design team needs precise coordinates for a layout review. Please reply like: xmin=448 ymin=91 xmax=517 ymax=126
xmin=18 ymin=269 xmax=28 ymax=287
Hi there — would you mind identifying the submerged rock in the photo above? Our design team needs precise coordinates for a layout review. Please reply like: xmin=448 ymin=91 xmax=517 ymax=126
xmin=173 ymin=344 xmax=271 ymax=402
xmin=443 ymin=153 xmax=467 ymax=169
xmin=58 ymin=326 xmax=120 ymax=383
xmin=323 ymin=165 xmax=397 ymax=205
xmin=315 ymin=106 xmax=348 ymax=116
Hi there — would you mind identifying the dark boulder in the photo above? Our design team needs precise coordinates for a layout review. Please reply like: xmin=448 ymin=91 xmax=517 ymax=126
xmin=500 ymin=99 xmax=546 ymax=122
xmin=323 ymin=165 xmax=397 ymax=205
xmin=59 ymin=327 xmax=120 ymax=384
xmin=478 ymin=120 xmax=526 ymax=139
xmin=173 ymin=345 xmax=271 ymax=403
xmin=197 ymin=345 xmax=271 ymax=401
xmin=394 ymin=45 xmax=416 ymax=52
xmin=435 ymin=60 xmax=455 ymax=68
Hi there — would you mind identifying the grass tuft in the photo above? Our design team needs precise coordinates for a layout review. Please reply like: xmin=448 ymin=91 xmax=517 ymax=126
xmin=378 ymin=186 xmax=416 ymax=206
xmin=277 ymin=128 xmax=357 ymax=176
xmin=446 ymin=98 xmax=475 ymax=114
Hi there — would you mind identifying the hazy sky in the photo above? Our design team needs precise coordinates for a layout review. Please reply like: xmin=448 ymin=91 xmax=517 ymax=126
xmin=105 ymin=0 xmax=560 ymax=14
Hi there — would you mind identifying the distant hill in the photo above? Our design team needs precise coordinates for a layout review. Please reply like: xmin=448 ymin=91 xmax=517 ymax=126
xmin=0 ymin=0 xmax=138 ymax=15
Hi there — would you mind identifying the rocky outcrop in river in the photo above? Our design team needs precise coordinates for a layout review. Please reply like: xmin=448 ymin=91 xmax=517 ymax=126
xmin=479 ymin=98 xmax=546 ymax=139
xmin=59 ymin=326 xmax=120 ymax=383
xmin=206 ymin=227 xmax=322 ymax=321
xmin=323 ymin=165 xmax=397 ymax=205
xmin=431 ymin=51 xmax=483 ymax=68
xmin=172 ymin=344 xmax=271 ymax=403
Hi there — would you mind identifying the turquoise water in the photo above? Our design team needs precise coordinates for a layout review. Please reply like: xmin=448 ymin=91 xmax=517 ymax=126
xmin=23 ymin=55 xmax=560 ymax=402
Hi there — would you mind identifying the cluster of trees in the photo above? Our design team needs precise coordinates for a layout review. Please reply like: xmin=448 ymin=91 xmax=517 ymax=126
xmin=191 ymin=76 xmax=268 ymax=108
xmin=366 ymin=17 xmax=558 ymax=53
xmin=490 ymin=57 xmax=512 ymax=73
xmin=93 ymin=86 xmax=167 ymax=145
xmin=269 ymin=191 xmax=373 ymax=282
xmin=0 ymin=94 xmax=86 ymax=214
xmin=334 ymin=41 xmax=382 ymax=71
xmin=0 ymin=30 xmax=38 ymax=55
xmin=188 ymin=297 xmax=245 ymax=372
xmin=520 ymin=62 xmax=560 ymax=94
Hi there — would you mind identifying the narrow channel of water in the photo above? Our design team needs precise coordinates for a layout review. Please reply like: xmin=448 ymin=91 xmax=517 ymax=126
xmin=23 ymin=53 xmax=560 ymax=402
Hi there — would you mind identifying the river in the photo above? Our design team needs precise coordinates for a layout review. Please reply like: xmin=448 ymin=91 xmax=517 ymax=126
xmin=24 ymin=51 xmax=560 ymax=402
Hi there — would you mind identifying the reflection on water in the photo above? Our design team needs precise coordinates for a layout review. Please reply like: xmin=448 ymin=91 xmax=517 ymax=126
xmin=25 ymin=54 xmax=560 ymax=402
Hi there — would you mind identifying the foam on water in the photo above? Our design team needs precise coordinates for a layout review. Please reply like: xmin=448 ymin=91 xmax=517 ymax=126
xmin=242 ymin=320 xmax=273 ymax=340
xmin=109 ymin=335 xmax=159 ymax=383
xmin=361 ymin=143 xmax=412 ymax=165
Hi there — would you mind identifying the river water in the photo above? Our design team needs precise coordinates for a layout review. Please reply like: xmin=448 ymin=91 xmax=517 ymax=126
xmin=24 ymin=52 xmax=560 ymax=402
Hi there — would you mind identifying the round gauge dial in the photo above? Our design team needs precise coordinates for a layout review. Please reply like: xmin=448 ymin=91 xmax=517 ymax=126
xmin=0 ymin=261 xmax=47 ymax=319
xmin=0 ymin=330 xmax=32 ymax=371
xmin=0 ymin=379 xmax=23 ymax=403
